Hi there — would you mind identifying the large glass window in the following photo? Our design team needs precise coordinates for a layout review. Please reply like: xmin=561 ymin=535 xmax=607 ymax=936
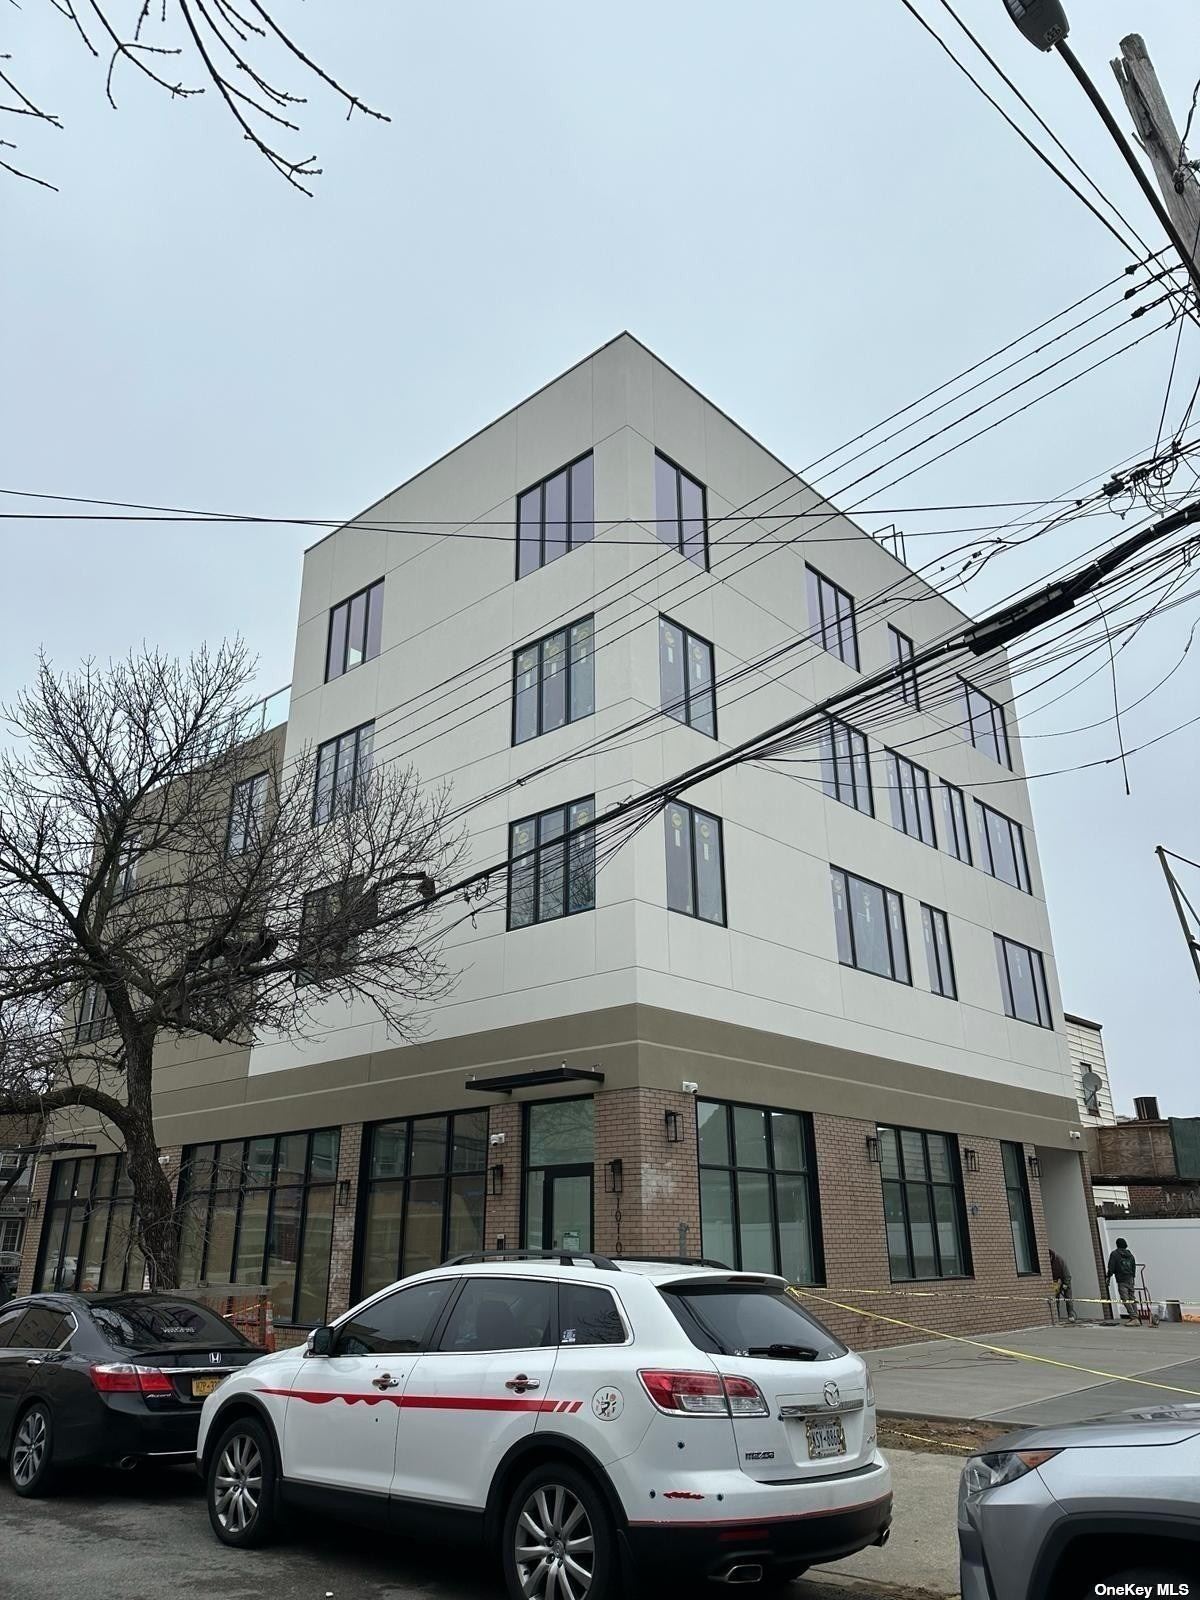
xmin=358 ymin=1111 xmax=487 ymax=1299
xmin=830 ymin=868 xmax=910 ymax=984
xmin=326 ymin=579 xmax=384 ymax=681
xmin=878 ymin=1126 xmax=970 ymax=1281
xmin=885 ymin=750 xmax=937 ymax=846
xmin=36 ymin=1154 xmax=144 ymax=1294
xmin=507 ymin=798 xmax=595 ymax=928
xmin=963 ymin=680 xmax=1012 ymax=768
xmin=920 ymin=904 xmax=957 ymax=1000
xmin=226 ymin=772 xmax=268 ymax=857
xmin=513 ymin=617 xmax=595 ymax=745
xmin=658 ymin=617 xmax=716 ymax=735
xmin=806 ymin=567 xmax=858 ymax=669
xmin=1002 ymin=1141 xmax=1038 ymax=1276
xmin=175 ymin=1129 xmax=340 ymax=1325
xmin=664 ymin=802 xmax=726 ymax=924
xmin=976 ymin=801 xmax=1032 ymax=892
xmin=697 ymin=1100 xmax=823 ymax=1283
xmin=76 ymin=983 xmax=113 ymax=1043
xmin=889 ymin=626 xmax=920 ymax=707
xmin=654 ymin=453 xmax=707 ymax=568
xmin=995 ymin=934 xmax=1053 ymax=1028
xmin=297 ymin=879 xmax=376 ymax=984
xmin=516 ymin=455 xmax=594 ymax=579
xmin=524 ymin=1099 xmax=594 ymax=1253
xmin=313 ymin=720 xmax=374 ymax=825
xmin=940 ymin=782 xmax=973 ymax=865
xmin=819 ymin=717 xmax=873 ymax=815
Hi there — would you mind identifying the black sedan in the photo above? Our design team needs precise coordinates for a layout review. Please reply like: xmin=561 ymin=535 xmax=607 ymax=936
xmin=0 ymin=1291 xmax=264 ymax=1495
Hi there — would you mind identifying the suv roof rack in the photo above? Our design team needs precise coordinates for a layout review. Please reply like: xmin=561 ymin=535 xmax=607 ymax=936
xmin=607 ymin=1254 xmax=733 ymax=1270
xmin=442 ymin=1249 xmax=620 ymax=1272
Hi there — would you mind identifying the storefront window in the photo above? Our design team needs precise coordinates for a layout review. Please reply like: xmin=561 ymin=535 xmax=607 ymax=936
xmin=358 ymin=1111 xmax=487 ymax=1299
xmin=36 ymin=1154 xmax=144 ymax=1293
xmin=697 ymin=1100 xmax=823 ymax=1284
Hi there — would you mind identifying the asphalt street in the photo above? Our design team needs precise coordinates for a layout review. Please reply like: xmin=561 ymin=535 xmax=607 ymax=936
xmin=0 ymin=1462 xmax=951 ymax=1600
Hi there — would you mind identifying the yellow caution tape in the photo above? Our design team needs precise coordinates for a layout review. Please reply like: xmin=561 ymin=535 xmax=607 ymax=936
xmin=788 ymin=1286 xmax=1200 ymax=1399
xmin=890 ymin=1430 xmax=974 ymax=1452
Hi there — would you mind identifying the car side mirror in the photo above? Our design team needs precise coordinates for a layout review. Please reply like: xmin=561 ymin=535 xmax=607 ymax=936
xmin=306 ymin=1325 xmax=335 ymax=1357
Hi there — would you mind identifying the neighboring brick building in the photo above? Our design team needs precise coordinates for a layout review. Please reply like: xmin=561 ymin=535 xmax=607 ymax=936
xmin=22 ymin=336 xmax=1101 ymax=1345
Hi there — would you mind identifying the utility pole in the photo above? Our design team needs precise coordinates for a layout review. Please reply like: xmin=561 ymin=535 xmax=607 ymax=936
xmin=1111 ymin=36 xmax=1200 ymax=272
xmin=1155 ymin=846 xmax=1200 ymax=990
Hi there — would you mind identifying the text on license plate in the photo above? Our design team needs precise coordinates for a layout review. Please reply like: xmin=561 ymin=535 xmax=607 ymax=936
xmin=805 ymin=1418 xmax=847 ymax=1459
xmin=191 ymin=1376 xmax=225 ymax=1399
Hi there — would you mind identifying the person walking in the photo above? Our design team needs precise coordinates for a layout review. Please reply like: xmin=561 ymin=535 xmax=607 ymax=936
xmin=1106 ymin=1237 xmax=1140 ymax=1324
xmin=1049 ymin=1248 xmax=1076 ymax=1321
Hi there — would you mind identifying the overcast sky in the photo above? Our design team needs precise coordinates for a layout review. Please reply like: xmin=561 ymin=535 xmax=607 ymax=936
xmin=3 ymin=1 xmax=1197 ymax=1111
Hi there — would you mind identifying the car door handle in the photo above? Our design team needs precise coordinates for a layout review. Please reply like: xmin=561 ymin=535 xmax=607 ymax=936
xmin=371 ymin=1374 xmax=400 ymax=1390
xmin=505 ymin=1374 xmax=539 ymax=1392
xmin=25 ymin=1358 xmax=42 ymax=1367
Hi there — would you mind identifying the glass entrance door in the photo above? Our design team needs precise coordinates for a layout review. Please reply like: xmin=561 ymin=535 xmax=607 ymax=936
xmin=542 ymin=1169 xmax=593 ymax=1252
xmin=523 ymin=1099 xmax=594 ymax=1253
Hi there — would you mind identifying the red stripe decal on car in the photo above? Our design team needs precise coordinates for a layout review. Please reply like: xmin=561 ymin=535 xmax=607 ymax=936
xmin=662 ymin=1491 xmax=705 ymax=1500
xmin=261 ymin=1388 xmax=578 ymax=1415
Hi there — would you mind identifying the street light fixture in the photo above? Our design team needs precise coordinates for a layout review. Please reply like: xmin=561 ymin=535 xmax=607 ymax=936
xmin=1002 ymin=0 xmax=1068 ymax=51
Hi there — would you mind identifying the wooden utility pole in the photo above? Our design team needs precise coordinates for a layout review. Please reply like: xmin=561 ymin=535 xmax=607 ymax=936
xmin=1111 ymin=35 xmax=1200 ymax=269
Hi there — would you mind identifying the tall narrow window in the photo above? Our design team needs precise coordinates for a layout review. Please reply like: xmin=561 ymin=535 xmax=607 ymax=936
xmin=1002 ymin=1141 xmax=1038 ymax=1275
xmin=830 ymin=868 xmax=910 ymax=984
xmin=885 ymin=750 xmax=937 ymax=846
xmin=227 ymin=772 xmax=269 ymax=856
xmin=664 ymin=802 xmax=726 ymax=925
xmin=113 ymin=834 xmax=140 ymax=901
xmin=806 ymin=567 xmax=859 ymax=669
xmin=940 ymin=782 xmax=973 ymax=864
xmin=995 ymin=935 xmax=1053 ymax=1028
xmin=658 ymin=618 xmax=716 ymax=736
xmin=298 ymin=880 xmax=376 ymax=983
xmin=878 ymin=1126 xmax=971 ymax=1281
xmin=889 ymin=626 xmax=920 ymax=707
xmin=975 ymin=800 xmax=1031 ymax=892
xmin=697 ymin=1100 xmax=823 ymax=1282
xmin=508 ymin=798 xmax=595 ymax=928
xmin=819 ymin=717 xmax=873 ymax=815
xmin=920 ymin=904 xmax=957 ymax=999
xmin=962 ymin=680 xmax=1012 ymax=768
xmin=654 ymin=453 xmax=708 ymax=568
xmin=313 ymin=721 xmax=374 ymax=824
xmin=35 ymin=1153 xmax=144 ymax=1294
xmin=76 ymin=984 xmax=113 ymax=1043
xmin=513 ymin=617 xmax=595 ymax=745
xmin=516 ymin=455 xmax=595 ymax=578
xmin=326 ymin=579 xmax=384 ymax=681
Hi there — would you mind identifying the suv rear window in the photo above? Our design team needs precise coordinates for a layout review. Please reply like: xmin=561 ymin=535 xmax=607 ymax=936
xmin=661 ymin=1284 xmax=846 ymax=1360
xmin=87 ymin=1296 xmax=250 ymax=1351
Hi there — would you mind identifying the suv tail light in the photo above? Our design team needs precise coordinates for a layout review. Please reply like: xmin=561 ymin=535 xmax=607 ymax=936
xmin=638 ymin=1369 xmax=769 ymax=1417
xmin=89 ymin=1363 xmax=175 ymax=1396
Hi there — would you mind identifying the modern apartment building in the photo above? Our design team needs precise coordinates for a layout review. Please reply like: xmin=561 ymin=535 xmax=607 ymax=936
xmin=19 ymin=334 xmax=1102 ymax=1344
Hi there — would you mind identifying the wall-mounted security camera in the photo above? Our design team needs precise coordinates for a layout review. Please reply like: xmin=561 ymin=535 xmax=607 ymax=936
xmin=1068 ymin=1130 xmax=1082 ymax=1141
xmin=489 ymin=1132 xmax=506 ymax=1147
xmin=681 ymin=1080 xmax=699 ymax=1095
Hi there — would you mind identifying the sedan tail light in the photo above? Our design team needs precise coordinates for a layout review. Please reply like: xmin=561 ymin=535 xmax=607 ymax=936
xmin=638 ymin=1369 xmax=769 ymax=1416
xmin=89 ymin=1363 xmax=175 ymax=1396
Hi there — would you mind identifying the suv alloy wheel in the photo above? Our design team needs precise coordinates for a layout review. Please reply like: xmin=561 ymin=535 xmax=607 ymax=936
xmin=207 ymin=1415 xmax=279 ymax=1548
xmin=502 ymin=1462 xmax=615 ymax=1600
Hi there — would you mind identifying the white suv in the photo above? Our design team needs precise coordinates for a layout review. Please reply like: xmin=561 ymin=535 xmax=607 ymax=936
xmin=197 ymin=1252 xmax=892 ymax=1596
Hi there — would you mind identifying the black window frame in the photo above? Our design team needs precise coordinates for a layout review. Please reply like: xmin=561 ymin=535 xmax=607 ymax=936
xmin=297 ymin=879 xmax=377 ymax=985
xmin=76 ymin=982 xmax=113 ymax=1044
xmin=696 ymin=1098 xmax=825 ymax=1285
xmin=920 ymin=903 xmax=958 ymax=1000
xmin=506 ymin=797 xmax=596 ymax=930
xmin=34 ymin=1153 xmax=143 ymax=1294
xmin=354 ymin=1110 xmax=488 ymax=1302
xmin=962 ymin=679 xmax=1013 ymax=769
xmin=664 ymin=800 xmax=727 ymax=925
xmin=658 ymin=616 xmax=717 ymax=736
xmin=830 ymin=866 xmax=911 ymax=985
xmin=975 ymin=800 xmax=1032 ymax=893
xmin=226 ymin=771 xmax=269 ymax=857
xmin=819 ymin=716 xmax=874 ymax=815
xmin=889 ymin=626 xmax=920 ymax=707
xmin=653 ymin=451 xmax=709 ymax=570
xmin=516 ymin=453 xmax=595 ymax=579
xmin=174 ymin=1128 xmax=340 ymax=1327
xmin=512 ymin=616 xmax=595 ymax=746
xmin=113 ymin=833 xmax=140 ymax=902
xmin=995 ymin=934 xmax=1054 ymax=1028
xmin=884 ymin=749 xmax=938 ymax=847
xmin=312 ymin=719 xmax=374 ymax=826
xmin=521 ymin=1096 xmax=596 ymax=1254
xmin=1002 ymin=1140 xmax=1039 ymax=1276
xmin=940 ymin=781 xmax=973 ymax=865
xmin=878 ymin=1124 xmax=973 ymax=1282
xmin=325 ymin=578 xmax=385 ymax=682
xmin=806 ymin=566 xmax=859 ymax=670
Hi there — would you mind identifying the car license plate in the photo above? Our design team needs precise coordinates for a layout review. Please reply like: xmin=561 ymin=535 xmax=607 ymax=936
xmin=806 ymin=1418 xmax=846 ymax=1459
xmin=192 ymin=1376 xmax=225 ymax=1399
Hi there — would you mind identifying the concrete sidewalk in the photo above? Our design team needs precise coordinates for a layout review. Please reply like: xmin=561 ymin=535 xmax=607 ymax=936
xmin=806 ymin=1447 xmax=961 ymax=1598
xmin=867 ymin=1319 xmax=1200 ymax=1428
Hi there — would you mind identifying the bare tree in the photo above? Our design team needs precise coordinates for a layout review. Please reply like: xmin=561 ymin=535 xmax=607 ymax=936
xmin=3 ymin=2 xmax=387 ymax=192
xmin=0 ymin=642 xmax=462 ymax=1287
